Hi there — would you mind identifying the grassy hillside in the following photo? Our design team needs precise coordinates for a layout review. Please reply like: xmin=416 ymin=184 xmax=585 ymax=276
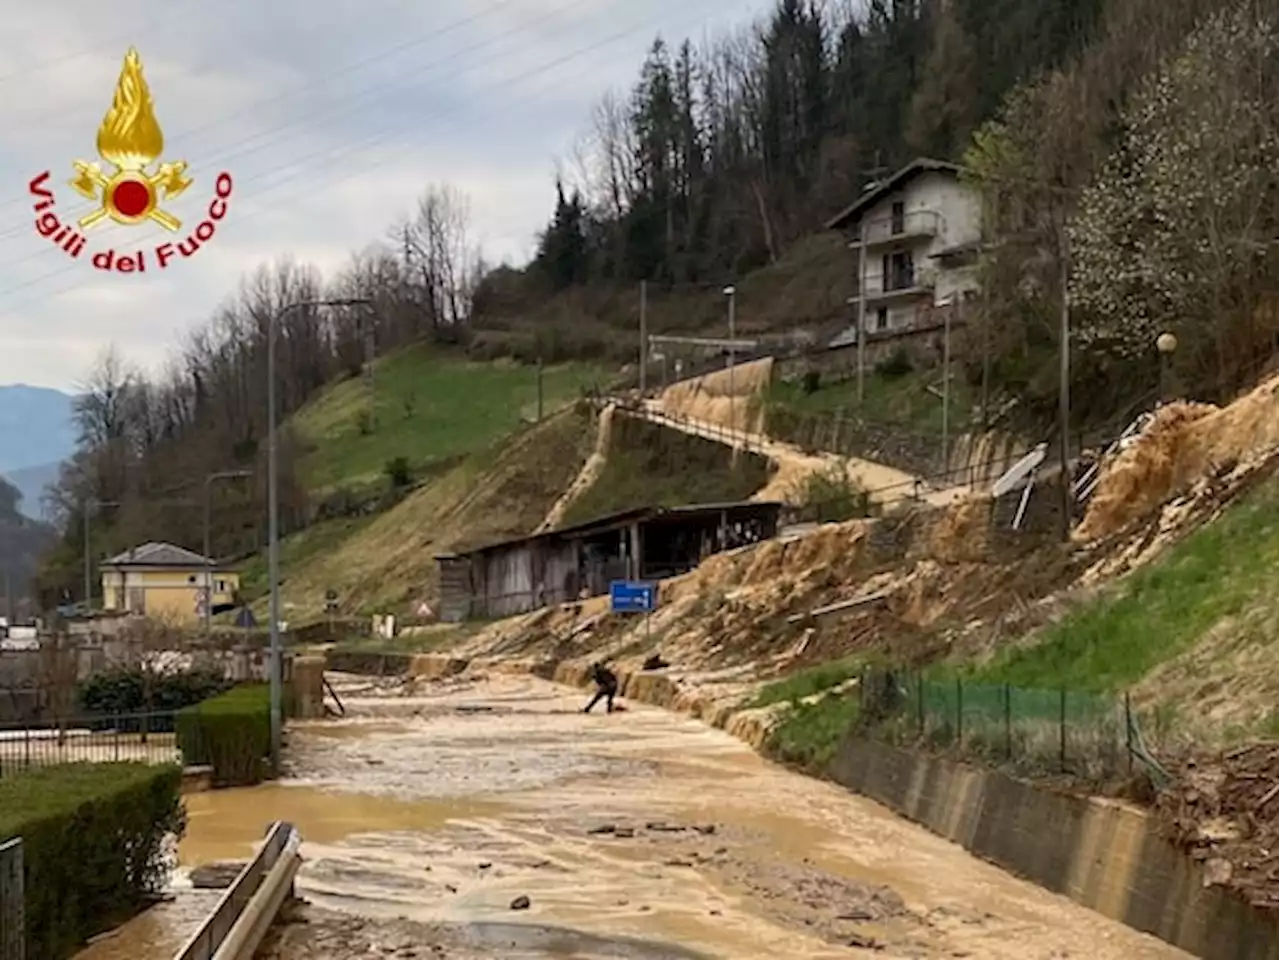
xmin=971 ymin=474 xmax=1279 ymax=740
xmin=292 ymin=343 xmax=607 ymax=493
xmin=257 ymin=404 xmax=597 ymax=620
xmin=560 ymin=415 xmax=773 ymax=527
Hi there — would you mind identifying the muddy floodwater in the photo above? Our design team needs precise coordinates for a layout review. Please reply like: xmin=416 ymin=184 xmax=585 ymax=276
xmin=81 ymin=673 xmax=1191 ymax=959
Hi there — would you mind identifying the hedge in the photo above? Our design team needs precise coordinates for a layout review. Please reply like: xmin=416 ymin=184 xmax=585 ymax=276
xmin=78 ymin=664 xmax=233 ymax=721
xmin=175 ymin=683 xmax=291 ymax=786
xmin=0 ymin=762 xmax=185 ymax=960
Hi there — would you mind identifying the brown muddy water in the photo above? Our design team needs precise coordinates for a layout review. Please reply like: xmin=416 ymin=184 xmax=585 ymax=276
xmin=79 ymin=673 xmax=1192 ymax=959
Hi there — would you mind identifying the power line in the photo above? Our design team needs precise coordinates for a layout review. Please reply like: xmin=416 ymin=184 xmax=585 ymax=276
xmin=0 ymin=0 xmax=723 ymax=314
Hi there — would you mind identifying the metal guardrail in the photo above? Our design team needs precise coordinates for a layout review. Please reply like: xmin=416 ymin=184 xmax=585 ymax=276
xmin=173 ymin=821 xmax=300 ymax=960
xmin=0 ymin=838 xmax=22 ymax=960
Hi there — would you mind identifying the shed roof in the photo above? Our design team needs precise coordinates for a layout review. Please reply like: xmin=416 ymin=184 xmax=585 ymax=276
xmin=824 ymin=157 xmax=964 ymax=231
xmin=436 ymin=500 xmax=784 ymax=562
xmin=103 ymin=541 xmax=217 ymax=568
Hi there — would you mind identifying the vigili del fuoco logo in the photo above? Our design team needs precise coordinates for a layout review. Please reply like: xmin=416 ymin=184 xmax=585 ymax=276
xmin=28 ymin=47 xmax=235 ymax=274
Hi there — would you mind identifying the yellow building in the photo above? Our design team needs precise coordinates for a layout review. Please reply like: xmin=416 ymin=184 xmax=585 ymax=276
xmin=100 ymin=542 xmax=241 ymax=624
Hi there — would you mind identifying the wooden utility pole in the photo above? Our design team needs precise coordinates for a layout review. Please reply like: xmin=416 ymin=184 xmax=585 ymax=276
xmin=1057 ymin=222 xmax=1072 ymax=542
xmin=639 ymin=280 xmax=648 ymax=394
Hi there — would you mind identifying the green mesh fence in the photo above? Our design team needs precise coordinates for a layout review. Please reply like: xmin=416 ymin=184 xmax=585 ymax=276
xmin=857 ymin=668 xmax=1169 ymax=785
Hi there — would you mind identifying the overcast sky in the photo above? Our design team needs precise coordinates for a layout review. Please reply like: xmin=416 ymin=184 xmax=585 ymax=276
xmin=0 ymin=0 xmax=761 ymax=391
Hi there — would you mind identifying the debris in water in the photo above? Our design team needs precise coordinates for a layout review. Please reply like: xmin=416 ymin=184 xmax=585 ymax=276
xmin=509 ymin=895 xmax=531 ymax=910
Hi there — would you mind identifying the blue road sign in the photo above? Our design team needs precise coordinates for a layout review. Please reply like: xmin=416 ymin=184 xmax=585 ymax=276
xmin=609 ymin=580 xmax=656 ymax=614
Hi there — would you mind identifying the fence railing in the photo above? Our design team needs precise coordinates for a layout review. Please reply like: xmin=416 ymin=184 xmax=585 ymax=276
xmin=0 ymin=711 xmax=182 ymax=777
xmin=0 ymin=838 xmax=21 ymax=960
xmin=855 ymin=667 xmax=1170 ymax=787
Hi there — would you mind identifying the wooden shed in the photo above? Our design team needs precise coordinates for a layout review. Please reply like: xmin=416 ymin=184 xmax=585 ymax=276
xmin=435 ymin=501 xmax=782 ymax=622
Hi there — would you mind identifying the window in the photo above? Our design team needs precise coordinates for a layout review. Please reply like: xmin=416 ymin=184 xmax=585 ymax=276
xmin=883 ymin=251 xmax=914 ymax=291
xmin=215 ymin=579 xmax=228 ymax=594
xmin=875 ymin=307 xmax=889 ymax=331
xmin=891 ymin=201 xmax=905 ymax=235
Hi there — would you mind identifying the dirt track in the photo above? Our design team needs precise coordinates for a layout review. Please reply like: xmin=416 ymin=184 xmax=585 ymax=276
xmin=178 ymin=673 xmax=1188 ymax=959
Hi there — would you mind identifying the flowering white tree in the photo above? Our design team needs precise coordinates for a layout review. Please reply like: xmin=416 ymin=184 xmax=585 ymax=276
xmin=1068 ymin=0 xmax=1278 ymax=385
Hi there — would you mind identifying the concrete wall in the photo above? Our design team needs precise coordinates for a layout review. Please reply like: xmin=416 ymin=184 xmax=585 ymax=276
xmin=828 ymin=736 xmax=1278 ymax=960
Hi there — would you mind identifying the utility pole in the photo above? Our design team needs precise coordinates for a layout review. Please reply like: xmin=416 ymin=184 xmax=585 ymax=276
xmin=722 ymin=285 xmax=737 ymax=435
xmin=267 ymin=298 xmax=370 ymax=777
xmin=942 ymin=301 xmax=953 ymax=472
xmin=1057 ymin=222 xmax=1072 ymax=542
xmin=638 ymin=280 xmax=648 ymax=395
xmin=856 ymin=221 xmax=868 ymax=405
xmin=362 ymin=312 xmax=376 ymax=430
xmin=535 ymin=355 xmax=544 ymax=421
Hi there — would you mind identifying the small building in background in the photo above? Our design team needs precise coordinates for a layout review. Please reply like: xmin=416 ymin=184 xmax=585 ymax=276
xmin=100 ymin=542 xmax=241 ymax=625
xmin=436 ymin=501 xmax=783 ymax=622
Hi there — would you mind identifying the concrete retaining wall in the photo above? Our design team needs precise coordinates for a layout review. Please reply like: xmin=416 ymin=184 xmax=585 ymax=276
xmin=829 ymin=736 xmax=1278 ymax=960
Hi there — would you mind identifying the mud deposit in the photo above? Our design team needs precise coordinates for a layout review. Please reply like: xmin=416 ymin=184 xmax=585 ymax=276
xmin=110 ymin=674 xmax=1192 ymax=959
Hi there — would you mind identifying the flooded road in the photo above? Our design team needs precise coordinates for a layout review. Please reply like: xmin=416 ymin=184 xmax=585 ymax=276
xmin=84 ymin=672 xmax=1191 ymax=959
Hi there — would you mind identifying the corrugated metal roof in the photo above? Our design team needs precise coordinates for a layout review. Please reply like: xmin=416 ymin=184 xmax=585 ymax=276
xmin=444 ymin=500 xmax=784 ymax=560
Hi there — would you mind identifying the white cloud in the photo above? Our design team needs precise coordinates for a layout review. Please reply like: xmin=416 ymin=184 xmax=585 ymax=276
xmin=0 ymin=0 xmax=761 ymax=390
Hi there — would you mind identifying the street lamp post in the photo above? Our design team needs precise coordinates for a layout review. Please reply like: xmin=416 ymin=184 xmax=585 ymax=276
xmin=266 ymin=297 xmax=371 ymax=776
xmin=1156 ymin=332 xmax=1178 ymax=402
xmin=722 ymin=285 xmax=736 ymax=436
xmin=203 ymin=469 xmax=253 ymax=635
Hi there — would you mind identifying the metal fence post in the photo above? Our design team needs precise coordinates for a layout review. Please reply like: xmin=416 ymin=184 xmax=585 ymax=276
xmin=1124 ymin=691 xmax=1133 ymax=774
xmin=1059 ymin=687 xmax=1068 ymax=772
xmin=0 ymin=836 xmax=24 ymax=960
xmin=955 ymin=677 xmax=963 ymax=746
xmin=1003 ymin=684 xmax=1012 ymax=759
xmin=916 ymin=674 xmax=924 ymax=735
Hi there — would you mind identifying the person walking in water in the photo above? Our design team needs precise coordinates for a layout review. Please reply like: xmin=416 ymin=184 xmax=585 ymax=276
xmin=583 ymin=662 xmax=618 ymax=714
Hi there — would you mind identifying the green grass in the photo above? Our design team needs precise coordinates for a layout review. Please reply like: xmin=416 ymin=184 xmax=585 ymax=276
xmin=237 ymin=514 xmax=376 ymax=602
xmin=766 ymin=694 xmax=861 ymax=773
xmin=970 ymin=476 xmax=1279 ymax=692
xmin=750 ymin=657 xmax=864 ymax=707
xmin=560 ymin=415 xmax=771 ymax=526
xmin=292 ymin=343 xmax=607 ymax=493
xmin=765 ymin=364 xmax=974 ymax=436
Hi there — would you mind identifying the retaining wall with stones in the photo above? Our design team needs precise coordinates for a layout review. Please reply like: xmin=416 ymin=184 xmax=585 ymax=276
xmin=828 ymin=736 xmax=1278 ymax=960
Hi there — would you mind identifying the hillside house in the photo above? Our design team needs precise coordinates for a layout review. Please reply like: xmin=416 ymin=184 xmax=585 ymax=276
xmin=826 ymin=158 xmax=982 ymax=340
xmin=100 ymin=542 xmax=240 ymax=624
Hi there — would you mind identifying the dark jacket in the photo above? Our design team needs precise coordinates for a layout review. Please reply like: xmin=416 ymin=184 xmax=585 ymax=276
xmin=591 ymin=664 xmax=617 ymax=690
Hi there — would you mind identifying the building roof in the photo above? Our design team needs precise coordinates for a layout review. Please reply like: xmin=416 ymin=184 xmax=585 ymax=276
xmin=437 ymin=500 xmax=785 ymax=562
xmin=824 ymin=157 xmax=965 ymax=231
xmin=103 ymin=541 xmax=218 ymax=568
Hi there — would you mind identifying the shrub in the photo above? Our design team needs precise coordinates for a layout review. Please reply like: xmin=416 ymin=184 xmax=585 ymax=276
xmin=77 ymin=665 xmax=233 ymax=720
xmin=0 ymin=762 xmax=185 ymax=960
xmin=175 ymin=684 xmax=280 ymax=786
xmin=791 ymin=463 xmax=873 ymax=524
xmin=875 ymin=347 xmax=913 ymax=378
xmin=384 ymin=455 xmax=413 ymax=488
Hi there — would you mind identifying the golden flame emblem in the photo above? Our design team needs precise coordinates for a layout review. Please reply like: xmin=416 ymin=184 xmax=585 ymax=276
xmin=70 ymin=48 xmax=192 ymax=232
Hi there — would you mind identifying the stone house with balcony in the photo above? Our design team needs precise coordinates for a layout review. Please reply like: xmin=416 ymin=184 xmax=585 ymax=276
xmin=825 ymin=158 xmax=982 ymax=341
